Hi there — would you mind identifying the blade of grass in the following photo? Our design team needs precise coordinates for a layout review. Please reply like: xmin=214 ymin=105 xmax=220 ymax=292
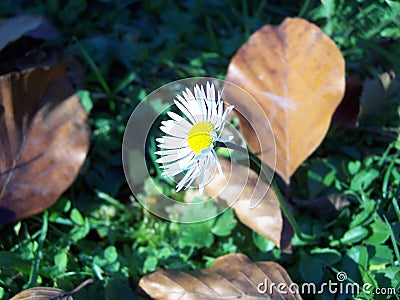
xmin=241 ymin=0 xmax=250 ymax=39
xmin=253 ymin=1 xmax=266 ymax=20
xmin=377 ymin=143 xmax=393 ymax=167
xmin=219 ymin=10 xmax=234 ymax=32
xmin=72 ymin=36 xmax=111 ymax=94
xmin=382 ymin=154 xmax=398 ymax=198
xmin=28 ymin=211 xmax=48 ymax=287
xmin=265 ymin=3 xmax=299 ymax=16
xmin=95 ymin=190 xmax=125 ymax=210
xmin=392 ymin=198 xmax=400 ymax=221
xmin=205 ymin=15 xmax=220 ymax=53
xmin=384 ymin=215 xmax=400 ymax=264
xmin=360 ymin=39 xmax=400 ymax=69
xmin=113 ymin=72 xmax=137 ymax=94
xmin=298 ymin=0 xmax=312 ymax=17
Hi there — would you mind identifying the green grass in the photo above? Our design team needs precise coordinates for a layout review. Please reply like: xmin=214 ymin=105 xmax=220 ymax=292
xmin=0 ymin=0 xmax=399 ymax=299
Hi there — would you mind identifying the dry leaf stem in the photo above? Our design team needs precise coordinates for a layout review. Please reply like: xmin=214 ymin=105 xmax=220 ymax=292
xmin=221 ymin=142 xmax=317 ymax=243
xmin=48 ymin=279 xmax=94 ymax=300
xmin=28 ymin=211 xmax=48 ymax=287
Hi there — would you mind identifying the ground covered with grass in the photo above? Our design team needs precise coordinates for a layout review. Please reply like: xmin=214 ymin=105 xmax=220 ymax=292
xmin=0 ymin=0 xmax=399 ymax=299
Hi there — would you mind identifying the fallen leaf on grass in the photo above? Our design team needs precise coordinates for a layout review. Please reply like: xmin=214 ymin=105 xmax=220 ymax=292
xmin=139 ymin=253 xmax=302 ymax=299
xmin=331 ymin=76 xmax=363 ymax=128
xmin=10 ymin=287 xmax=72 ymax=300
xmin=0 ymin=15 xmax=63 ymax=76
xmin=0 ymin=63 xmax=90 ymax=225
xmin=226 ymin=17 xmax=345 ymax=184
xmin=0 ymin=15 xmax=58 ymax=52
xmin=360 ymin=71 xmax=400 ymax=117
xmin=292 ymin=194 xmax=352 ymax=218
xmin=204 ymin=158 xmax=292 ymax=250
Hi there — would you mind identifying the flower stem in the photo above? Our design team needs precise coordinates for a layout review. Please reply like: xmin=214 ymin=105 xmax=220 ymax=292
xmin=219 ymin=142 xmax=317 ymax=243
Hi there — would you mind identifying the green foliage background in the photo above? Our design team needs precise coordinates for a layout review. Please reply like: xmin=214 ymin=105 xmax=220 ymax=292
xmin=0 ymin=0 xmax=399 ymax=299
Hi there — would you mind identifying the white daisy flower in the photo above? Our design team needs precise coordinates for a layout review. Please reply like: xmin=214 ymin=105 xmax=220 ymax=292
xmin=155 ymin=82 xmax=234 ymax=194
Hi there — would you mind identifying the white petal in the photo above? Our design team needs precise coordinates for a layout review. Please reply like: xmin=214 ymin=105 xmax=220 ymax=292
xmin=216 ymin=135 xmax=234 ymax=143
xmin=222 ymin=105 xmax=234 ymax=122
xmin=162 ymin=120 xmax=191 ymax=133
xmin=174 ymin=98 xmax=197 ymax=125
xmin=160 ymin=126 xmax=187 ymax=138
xmin=155 ymin=147 xmax=190 ymax=156
xmin=157 ymin=142 xmax=188 ymax=150
xmin=206 ymin=82 xmax=217 ymax=122
xmin=177 ymin=94 xmax=197 ymax=114
xmin=206 ymin=82 xmax=215 ymax=102
xmin=167 ymin=111 xmax=193 ymax=129
xmin=182 ymin=165 xmax=200 ymax=191
xmin=210 ymin=113 xmax=221 ymax=130
xmin=197 ymin=155 xmax=213 ymax=194
xmin=163 ymin=164 xmax=189 ymax=178
xmin=156 ymin=149 xmax=193 ymax=164
xmin=217 ymin=105 xmax=234 ymax=133
xmin=162 ymin=167 xmax=183 ymax=178
xmin=194 ymin=85 xmax=207 ymax=122
xmin=161 ymin=153 xmax=196 ymax=175
xmin=218 ymin=86 xmax=225 ymax=102
xmin=157 ymin=136 xmax=187 ymax=148
xmin=181 ymin=89 xmax=203 ymax=123
xmin=216 ymin=101 xmax=224 ymax=128
xmin=205 ymin=100 xmax=212 ymax=123
xmin=211 ymin=149 xmax=223 ymax=175
xmin=176 ymin=166 xmax=198 ymax=192
xmin=183 ymin=88 xmax=196 ymax=102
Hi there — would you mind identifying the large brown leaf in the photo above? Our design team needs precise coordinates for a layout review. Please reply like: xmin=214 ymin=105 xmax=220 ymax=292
xmin=10 ymin=279 xmax=94 ymax=299
xmin=139 ymin=253 xmax=301 ymax=299
xmin=204 ymin=158 xmax=291 ymax=250
xmin=0 ymin=63 xmax=90 ymax=225
xmin=0 ymin=15 xmax=58 ymax=52
xmin=292 ymin=194 xmax=351 ymax=218
xmin=226 ymin=17 xmax=345 ymax=184
xmin=331 ymin=76 xmax=362 ymax=128
xmin=360 ymin=71 xmax=400 ymax=117
xmin=10 ymin=287 xmax=72 ymax=300
xmin=0 ymin=15 xmax=62 ymax=75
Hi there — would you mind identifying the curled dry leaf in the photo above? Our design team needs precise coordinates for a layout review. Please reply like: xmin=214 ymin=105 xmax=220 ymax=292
xmin=292 ymin=194 xmax=352 ymax=218
xmin=139 ymin=253 xmax=302 ymax=300
xmin=0 ymin=15 xmax=58 ymax=52
xmin=204 ymin=158 xmax=291 ymax=250
xmin=226 ymin=17 xmax=345 ymax=184
xmin=0 ymin=63 xmax=90 ymax=225
xmin=360 ymin=71 xmax=400 ymax=117
xmin=10 ymin=287 xmax=72 ymax=300
xmin=331 ymin=76 xmax=362 ymax=128
xmin=0 ymin=15 xmax=63 ymax=75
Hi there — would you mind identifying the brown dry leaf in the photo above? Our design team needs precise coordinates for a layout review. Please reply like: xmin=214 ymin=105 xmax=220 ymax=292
xmin=139 ymin=253 xmax=302 ymax=300
xmin=204 ymin=158 xmax=290 ymax=249
xmin=331 ymin=76 xmax=362 ymax=128
xmin=0 ymin=15 xmax=61 ymax=75
xmin=10 ymin=287 xmax=72 ymax=300
xmin=292 ymin=194 xmax=352 ymax=218
xmin=0 ymin=63 xmax=90 ymax=225
xmin=360 ymin=71 xmax=400 ymax=117
xmin=0 ymin=15 xmax=58 ymax=52
xmin=226 ymin=17 xmax=345 ymax=184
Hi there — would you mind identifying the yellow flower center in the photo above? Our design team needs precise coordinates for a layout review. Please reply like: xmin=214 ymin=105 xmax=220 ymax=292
xmin=187 ymin=121 xmax=215 ymax=154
